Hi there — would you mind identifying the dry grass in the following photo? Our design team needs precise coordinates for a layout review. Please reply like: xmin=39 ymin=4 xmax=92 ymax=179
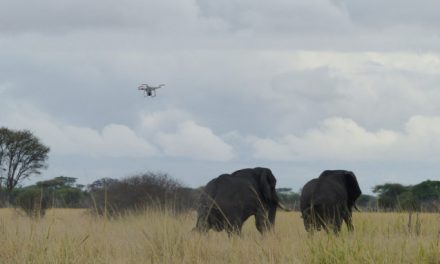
xmin=0 ymin=209 xmax=439 ymax=264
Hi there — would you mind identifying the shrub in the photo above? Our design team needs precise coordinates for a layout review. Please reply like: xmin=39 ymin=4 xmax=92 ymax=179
xmin=276 ymin=188 xmax=300 ymax=210
xmin=88 ymin=172 xmax=200 ymax=217
xmin=15 ymin=187 xmax=49 ymax=218
xmin=53 ymin=187 xmax=87 ymax=208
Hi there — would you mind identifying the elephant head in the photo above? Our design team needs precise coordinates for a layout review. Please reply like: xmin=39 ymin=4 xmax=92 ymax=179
xmin=344 ymin=171 xmax=362 ymax=209
xmin=254 ymin=167 xmax=278 ymax=204
xmin=253 ymin=167 xmax=280 ymax=225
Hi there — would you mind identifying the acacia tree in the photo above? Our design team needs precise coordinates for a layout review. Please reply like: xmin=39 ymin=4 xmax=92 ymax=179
xmin=0 ymin=127 xmax=50 ymax=193
xmin=372 ymin=183 xmax=408 ymax=210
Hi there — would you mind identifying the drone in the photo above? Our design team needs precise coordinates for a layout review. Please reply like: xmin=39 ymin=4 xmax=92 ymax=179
xmin=138 ymin=83 xmax=165 ymax=97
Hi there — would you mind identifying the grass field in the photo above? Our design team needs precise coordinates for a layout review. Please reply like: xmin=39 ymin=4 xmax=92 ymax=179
xmin=0 ymin=209 xmax=439 ymax=264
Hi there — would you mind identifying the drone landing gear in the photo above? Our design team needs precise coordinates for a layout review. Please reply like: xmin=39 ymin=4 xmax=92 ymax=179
xmin=144 ymin=90 xmax=156 ymax=97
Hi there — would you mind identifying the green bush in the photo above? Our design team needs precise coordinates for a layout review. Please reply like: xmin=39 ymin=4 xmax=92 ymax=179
xmin=88 ymin=172 xmax=200 ymax=217
xmin=15 ymin=187 xmax=49 ymax=218
xmin=52 ymin=187 xmax=87 ymax=208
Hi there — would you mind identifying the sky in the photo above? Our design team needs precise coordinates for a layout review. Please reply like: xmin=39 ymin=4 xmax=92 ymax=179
xmin=1 ymin=0 xmax=440 ymax=194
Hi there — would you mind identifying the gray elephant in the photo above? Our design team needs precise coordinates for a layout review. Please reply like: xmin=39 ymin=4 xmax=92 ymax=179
xmin=300 ymin=170 xmax=361 ymax=234
xmin=194 ymin=167 xmax=285 ymax=235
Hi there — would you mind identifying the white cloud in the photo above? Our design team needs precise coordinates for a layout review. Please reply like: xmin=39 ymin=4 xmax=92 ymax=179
xmin=249 ymin=116 xmax=440 ymax=162
xmin=156 ymin=121 xmax=234 ymax=161
xmin=0 ymin=96 xmax=235 ymax=161
xmin=139 ymin=109 xmax=191 ymax=135
xmin=63 ymin=124 xmax=159 ymax=157
xmin=0 ymin=101 xmax=158 ymax=158
xmin=1 ymin=103 xmax=235 ymax=161
xmin=259 ymin=51 xmax=440 ymax=134
xmin=138 ymin=109 xmax=235 ymax=161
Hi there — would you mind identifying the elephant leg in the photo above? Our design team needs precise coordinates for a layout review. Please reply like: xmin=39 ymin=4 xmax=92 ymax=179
xmin=220 ymin=211 xmax=242 ymax=236
xmin=343 ymin=211 xmax=354 ymax=232
xmin=320 ymin=215 xmax=338 ymax=234
xmin=194 ymin=206 xmax=211 ymax=232
xmin=313 ymin=206 xmax=329 ymax=232
xmin=194 ymin=216 xmax=209 ymax=232
xmin=225 ymin=219 xmax=242 ymax=236
xmin=319 ymin=217 xmax=330 ymax=234
xmin=329 ymin=208 xmax=343 ymax=234
xmin=302 ymin=212 xmax=312 ymax=232
xmin=255 ymin=212 xmax=269 ymax=234
xmin=332 ymin=218 xmax=342 ymax=234
xmin=267 ymin=204 xmax=277 ymax=227
xmin=313 ymin=211 xmax=326 ymax=231
xmin=318 ymin=207 xmax=337 ymax=234
xmin=226 ymin=225 xmax=241 ymax=236
xmin=302 ymin=209 xmax=317 ymax=232
xmin=201 ymin=207 xmax=229 ymax=233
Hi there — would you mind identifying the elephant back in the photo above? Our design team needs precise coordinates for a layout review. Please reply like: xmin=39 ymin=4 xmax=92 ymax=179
xmin=314 ymin=170 xmax=361 ymax=207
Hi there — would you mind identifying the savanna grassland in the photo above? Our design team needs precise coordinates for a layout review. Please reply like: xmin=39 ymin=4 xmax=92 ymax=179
xmin=0 ymin=209 xmax=439 ymax=264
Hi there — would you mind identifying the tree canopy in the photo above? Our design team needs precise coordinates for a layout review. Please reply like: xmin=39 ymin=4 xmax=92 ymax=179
xmin=373 ymin=180 xmax=440 ymax=211
xmin=0 ymin=127 xmax=50 ymax=193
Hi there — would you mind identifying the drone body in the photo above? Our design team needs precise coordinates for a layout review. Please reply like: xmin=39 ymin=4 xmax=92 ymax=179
xmin=138 ymin=83 xmax=164 ymax=97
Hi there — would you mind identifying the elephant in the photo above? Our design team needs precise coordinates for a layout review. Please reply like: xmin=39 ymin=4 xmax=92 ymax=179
xmin=194 ymin=167 xmax=284 ymax=235
xmin=300 ymin=170 xmax=362 ymax=234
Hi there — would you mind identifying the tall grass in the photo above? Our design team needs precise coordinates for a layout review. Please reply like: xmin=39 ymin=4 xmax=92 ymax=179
xmin=0 ymin=209 xmax=438 ymax=263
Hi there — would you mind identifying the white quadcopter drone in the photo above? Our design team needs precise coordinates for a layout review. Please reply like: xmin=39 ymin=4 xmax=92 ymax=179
xmin=138 ymin=83 xmax=164 ymax=97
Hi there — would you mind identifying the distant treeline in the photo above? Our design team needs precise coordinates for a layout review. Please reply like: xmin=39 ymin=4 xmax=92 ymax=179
xmin=275 ymin=189 xmax=377 ymax=211
xmin=277 ymin=180 xmax=440 ymax=212
xmin=2 ymin=174 xmax=439 ymax=217
xmin=373 ymin=180 xmax=440 ymax=212
xmin=4 ymin=176 xmax=88 ymax=217
xmin=2 ymin=173 xmax=200 ymax=217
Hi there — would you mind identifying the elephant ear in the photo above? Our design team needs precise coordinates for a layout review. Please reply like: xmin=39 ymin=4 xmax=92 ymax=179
xmin=345 ymin=171 xmax=362 ymax=205
xmin=256 ymin=168 xmax=277 ymax=203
